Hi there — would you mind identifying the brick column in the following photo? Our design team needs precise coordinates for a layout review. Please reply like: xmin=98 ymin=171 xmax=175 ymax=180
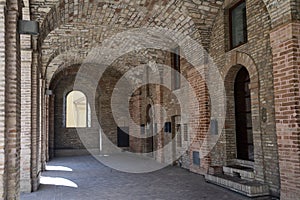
xmin=31 ymin=47 xmax=40 ymax=192
xmin=188 ymin=66 xmax=210 ymax=174
xmin=40 ymin=79 xmax=46 ymax=171
xmin=156 ymin=84 xmax=164 ymax=163
xmin=0 ymin=0 xmax=22 ymax=199
xmin=20 ymin=0 xmax=33 ymax=193
xmin=270 ymin=22 xmax=300 ymax=200
xmin=45 ymin=94 xmax=50 ymax=162
xmin=0 ymin=4 xmax=6 ymax=198
xmin=20 ymin=34 xmax=32 ymax=192
xmin=49 ymin=94 xmax=55 ymax=159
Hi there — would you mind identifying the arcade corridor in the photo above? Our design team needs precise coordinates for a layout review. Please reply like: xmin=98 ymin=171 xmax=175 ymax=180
xmin=21 ymin=155 xmax=273 ymax=200
xmin=0 ymin=0 xmax=299 ymax=199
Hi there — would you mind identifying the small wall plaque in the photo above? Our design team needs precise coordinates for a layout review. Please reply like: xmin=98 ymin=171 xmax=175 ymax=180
xmin=18 ymin=20 xmax=39 ymax=35
xmin=210 ymin=119 xmax=218 ymax=135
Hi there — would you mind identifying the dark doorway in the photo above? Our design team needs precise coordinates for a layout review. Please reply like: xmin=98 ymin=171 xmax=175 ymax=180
xmin=117 ymin=127 xmax=129 ymax=147
xmin=234 ymin=67 xmax=254 ymax=161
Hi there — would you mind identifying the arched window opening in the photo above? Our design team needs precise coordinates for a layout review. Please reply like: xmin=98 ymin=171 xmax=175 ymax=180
xmin=66 ymin=91 xmax=91 ymax=128
xmin=234 ymin=67 xmax=254 ymax=161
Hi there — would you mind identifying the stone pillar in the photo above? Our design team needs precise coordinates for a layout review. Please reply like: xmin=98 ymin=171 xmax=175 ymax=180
xmin=30 ymin=44 xmax=40 ymax=192
xmin=0 ymin=0 xmax=22 ymax=199
xmin=270 ymin=22 xmax=300 ymax=200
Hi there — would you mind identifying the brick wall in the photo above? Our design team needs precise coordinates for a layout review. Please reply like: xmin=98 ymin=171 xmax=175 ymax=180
xmin=52 ymin=70 xmax=100 ymax=156
xmin=2 ymin=0 xmax=22 ymax=199
xmin=270 ymin=22 xmax=300 ymax=200
xmin=209 ymin=0 xmax=280 ymax=195
xmin=187 ymin=66 xmax=210 ymax=174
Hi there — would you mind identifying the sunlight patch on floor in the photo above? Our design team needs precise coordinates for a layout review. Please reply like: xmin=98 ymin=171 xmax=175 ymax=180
xmin=46 ymin=165 xmax=73 ymax=172
xmin=40 ymin=176 xmax=78 ymax=188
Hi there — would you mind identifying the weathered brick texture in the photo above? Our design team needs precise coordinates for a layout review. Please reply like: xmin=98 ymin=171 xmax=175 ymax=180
xmin=1 ymin=0 xmax=22 ymax=199
xmin=30 ymin=50 xmax=40 ymax=192
xmin=20 ymin=0 xmax=33 ymax=193
xmin=270 ymin=22 xmax=300 ymax=200
xmin=0 ymin=4 xmax=7 ymax=199
xmin=209 ymin=0 xmax=281 ymax=196
xmin=0 ymin=0 xmax=299 ymax=199
xmin=20 ymin=36 xmax=32 ymax=193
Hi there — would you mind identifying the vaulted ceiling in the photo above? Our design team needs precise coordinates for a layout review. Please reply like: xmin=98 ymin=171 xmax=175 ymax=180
xmin=27 ymin=0 xmax=293 ymax=85
xmin=27 ymin=0 xmax=225 ymax=84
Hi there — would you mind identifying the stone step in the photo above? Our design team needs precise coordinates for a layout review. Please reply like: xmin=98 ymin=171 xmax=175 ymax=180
xmin=223 ymin=165 xmax=254 ymax=181
xmin=205 ymin=173 xmax=269 ymax=197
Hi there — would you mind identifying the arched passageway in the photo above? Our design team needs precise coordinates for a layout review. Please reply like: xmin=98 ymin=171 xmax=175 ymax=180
xmin=0 ymin=0 xmax=299 ymax=199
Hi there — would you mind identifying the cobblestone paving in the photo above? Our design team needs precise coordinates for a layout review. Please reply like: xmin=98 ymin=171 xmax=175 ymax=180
xmin=21 ymin=155 xmax=274 ymax=200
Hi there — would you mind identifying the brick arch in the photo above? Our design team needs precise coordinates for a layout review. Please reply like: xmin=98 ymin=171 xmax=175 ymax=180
xmin=45 ymin=52 xmax=85 ymax=85
xmin=42 ymin=26 xmax=126 ymax=76
xmin=41 ymin=1 xmax=207 ymax=84
xmin=40 ymin=0 xmax=296 ymax=85
xmin=222 ymin=51 xmax=266 ymax=180
xmin=49 ymin=64 xmax=81 ymax=90
xmin=49 ymin=62 xmax=101 ymax=100
xmin=223 ymin=51 xmax=259 ymax=85
xmin=182 ymin=0 xmax=224 ymax=49
xmin=38 ymin=0 xmax=294 ymax=59
xmin=37 ymin=0 xmax=234 ymax=55
xmin=39 ymin=0 xmax=195 ymax=44
xmin=48 ymin=63 xmax=102 ymax=158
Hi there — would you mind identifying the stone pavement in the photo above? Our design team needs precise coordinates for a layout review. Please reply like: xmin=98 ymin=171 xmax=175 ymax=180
xmin=21 ymin=155 xmax=274 ymax=200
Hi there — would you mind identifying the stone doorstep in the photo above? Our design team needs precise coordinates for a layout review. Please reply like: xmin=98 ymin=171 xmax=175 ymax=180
xmin=205 ymin=174 xmax=269 ymax=197
xmin=208 ymin=165 xmax=223 ymax=175
xmin=223 ymin=165 xmax=255 ymax=181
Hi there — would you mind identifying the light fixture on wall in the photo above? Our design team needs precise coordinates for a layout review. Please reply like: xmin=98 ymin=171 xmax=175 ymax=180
xmin=18 ymin=20 xmax=39 ymax=35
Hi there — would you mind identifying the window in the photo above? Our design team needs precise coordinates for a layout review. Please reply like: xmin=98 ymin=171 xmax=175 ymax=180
xmin=230 ymin=1 xmax=247 ymax=49
xmin=171 ymin=47 xmax=180 ymax=90
xmin=66 ymin=91 xmax=91 ymax=127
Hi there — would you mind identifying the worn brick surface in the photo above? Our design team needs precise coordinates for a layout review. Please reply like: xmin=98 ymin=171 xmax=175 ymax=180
xmin=208 ymin=0 xmax=281 ymax=196
xmin=0 ymin=0 xmax=299 ymax=199
xmin=270 ymin=22 xmax=300 ymax=200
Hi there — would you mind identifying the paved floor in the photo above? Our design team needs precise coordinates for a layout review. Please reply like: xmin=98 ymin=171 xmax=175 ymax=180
xmin=21 ymin=155 xmax=273 ymax=200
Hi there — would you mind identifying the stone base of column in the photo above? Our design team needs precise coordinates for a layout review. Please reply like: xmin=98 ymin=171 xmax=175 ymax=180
xmin=20 ymin=179 xmax=32 ymax=193
xmin=31 ymin=175 xmax=40 ymax=192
